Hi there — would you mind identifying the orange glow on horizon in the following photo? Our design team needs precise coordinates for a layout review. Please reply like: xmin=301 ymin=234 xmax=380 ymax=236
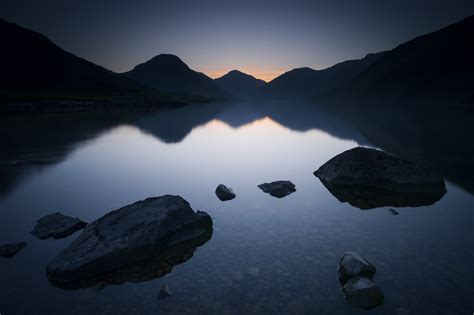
xmin=203 ymin=68 xmax=286 ymax=82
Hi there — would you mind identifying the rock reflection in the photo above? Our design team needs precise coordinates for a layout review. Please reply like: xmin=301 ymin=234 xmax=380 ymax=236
xmin=48 ymin=227 xmax=212 ymax=290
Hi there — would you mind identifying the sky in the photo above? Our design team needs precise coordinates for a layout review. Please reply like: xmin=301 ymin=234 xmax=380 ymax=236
xmin=1 ymin=0 xmax=473 ymax=81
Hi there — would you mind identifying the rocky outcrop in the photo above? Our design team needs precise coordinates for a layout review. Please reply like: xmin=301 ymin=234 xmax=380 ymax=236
xmin=215 ymin=184 xmax=236 ymax=201
xmin=0 ymin=242 xmax=27 ymax=259
xmin=342 ymin=276 xmax=384 ymax=309
xmin=338 ymin=252 xmax=383 ymax=309
xmin=31 ymin=213 xmax=87 ymax=239
xmin=258 ymin=181 xmax=296 ymax=198
xmin=314 ymin=147 xmax=446 ymax=209
xmin=46 ymin=195 xmax=212 ymax=289
xmin=338 ymin=252 xmax=376 ymax=285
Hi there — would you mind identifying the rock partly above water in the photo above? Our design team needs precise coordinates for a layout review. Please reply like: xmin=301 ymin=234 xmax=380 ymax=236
xmin=158 ymin=283 xmax=172 ymax=300
xmin=215 ymin=184 xmax=236 ymax=201
xmin=314 ymin=147 xmax=446 ymax=209
xmin=46 ymin=195 xmax=213 ymax=289
xmin=31 ymin=212 xmax=87 ymax=239
xmin=338 ymin=252 xmax=376 ymax=285
xmin=258 ymin=181 xmax=296 ymax=198
xmin=0 ymin=242 xmax=27 ymax=259
xmin=342 ymin=276 xmax=384 ymax=310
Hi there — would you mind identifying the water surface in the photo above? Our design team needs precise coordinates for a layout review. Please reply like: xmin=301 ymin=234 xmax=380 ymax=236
xmin=0 ymin=101 xmax=472 ymax=314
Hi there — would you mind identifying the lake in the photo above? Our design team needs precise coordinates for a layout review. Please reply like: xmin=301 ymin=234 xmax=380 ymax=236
xmin=0 ymin=101 xmax=473 ymax=314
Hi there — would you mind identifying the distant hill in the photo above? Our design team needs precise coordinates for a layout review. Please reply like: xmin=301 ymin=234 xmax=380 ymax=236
xmin=215 ymin=70 xmax=266 ymax=98
xmin=331 ymin=15 xmax=474 ymax=104
xmin=261 ymin=52 xmax=386 ymax=100
xmin=123 ymin=54 xmax=227 ymax=99
xmin=0 ymin=18 xmax=158 ymax=104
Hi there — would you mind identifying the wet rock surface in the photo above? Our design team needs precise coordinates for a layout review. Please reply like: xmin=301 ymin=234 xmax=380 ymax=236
xmin=258 ymin=181 xmax=296 ymax=198
xmin=215 ymin=184 xmax=236 ymax=201
xmin=342 ymin=276 xmax=384 ymax=309
xmin=338 ymin=252 xmax=376 ymax=285
xmin=314 ymin=147 xmax=446 ymax=209
xmin=46 ymin=195 xmax=213 ymax=289
xmin=0 ymin=242 xmax=27 ymax=259
xmin=31 ymin=212 xmax=87 ymax=239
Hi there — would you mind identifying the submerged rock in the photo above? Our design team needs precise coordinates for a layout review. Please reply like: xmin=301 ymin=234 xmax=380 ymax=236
xmin=342 ymin=276 xmax=384 ymax=309
xmin=46 ymin=195 xmax=212 ymax=289
xmin=314 ymin=147 xmax=446 ymax=209
xmin=0 ymin=242 xmax=27 ymax=259
xmin=31 ymin=212 xmax=87 ymax=239
xmin=389 ymin=208 xmax=399 ymax=215
xmin=215 ymin=184 xmax=236 ymax=201
xmin=158 ymin=283 xmax=172 ymax=300
xmin=338 ymin=252 xmax=376 ymax=285
xmin=258 ymin=181 xmax=296 ymax=198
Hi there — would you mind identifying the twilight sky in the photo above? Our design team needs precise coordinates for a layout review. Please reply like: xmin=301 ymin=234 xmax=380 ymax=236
xmin=2 ymin=0 xmax=473 ymax=81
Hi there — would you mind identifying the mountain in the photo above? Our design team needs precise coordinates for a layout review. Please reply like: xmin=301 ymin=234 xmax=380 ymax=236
xmin=123 ymin=54 xmax=227 ymax=99
xmin=0 ymin=18 xmax=158 ymax=104
xmin=332 ymin=15 xmax=474 ymax=104
xmin=262 ymin=52 xmax=386 ymax=100
xmin=214 ymin=70 xmax=266 ymax=98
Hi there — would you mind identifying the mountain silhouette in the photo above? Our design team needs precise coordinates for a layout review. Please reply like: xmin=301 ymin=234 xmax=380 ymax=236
xmin=215 ymin=70 xmax=266 ymax=98
xmin=261 ymin=52 xmax=386 ymax=100
xmin=123 ymin=54 xmax=227 ymax=99
xmin=0 ymin=18 xmax=158 ymax=103
xmin=332 ymin=15 xmax=474 ymax=104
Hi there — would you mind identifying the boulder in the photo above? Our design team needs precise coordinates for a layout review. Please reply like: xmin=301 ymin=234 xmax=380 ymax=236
xmin=0 ymin=242 xmax=27 ymax=259
xmin=258 ymin=181 xmax=296 ymax=198
xmin=338 ymin=252 xmax=376 ymax=285
xmin=31 ymin=212 xmax=87 ymax=239
xmin=46 ymin=195 xmax=212 ymax=289
xmin=342 ymin=276 xmax=384 ymax=309
xmin=314 ymin=147 xmax=446 ymax=209
xmin=215 ymin=184 xmax=236 ymax=201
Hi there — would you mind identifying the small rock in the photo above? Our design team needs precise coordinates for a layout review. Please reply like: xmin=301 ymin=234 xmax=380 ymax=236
xmin=338 ymin=252 xmax=376 ymax=285
xmin=258 ymin=181 xmax=296 ymax=198
xmin=215 ymin=184 xmax=236 ymax=201
xmin=246 ymin=266 xmax=260 ymax=277
xmin=342 ymin=276 xmax=384 ymax=309
xmin=0 ymin=242 xmax=27 ymax=259
xmin=158 ymin=283 xmax=172 ymax=299
xmin=31 ymin=212 xmax=87 ymax=239
xmin=389 ymin=208 xmax=399 ymax=215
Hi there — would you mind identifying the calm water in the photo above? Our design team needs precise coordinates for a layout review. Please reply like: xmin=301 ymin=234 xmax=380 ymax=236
xmin=0 ymin=101 xmax=473 ymax=314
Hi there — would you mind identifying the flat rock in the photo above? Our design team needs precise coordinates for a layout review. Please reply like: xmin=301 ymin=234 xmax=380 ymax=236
xmin=46 ymin=195 xmax=213 ymax=289
xmin=31 ymin=212 xmax=87 ymax=239
xmin=0 ymin=242 xmax=27 ymax=259
xmin=215 ymin=184 xmax=236 ymax=201
xmin=342 ymin=276 xmax=384 ymax=309
xmin=258 ymin=181 xmax=296 ymax=198
xmin=314 ymin=147 xmax=446 ymax=209
xmin=338 ymin=252 xmax=376 ymax=285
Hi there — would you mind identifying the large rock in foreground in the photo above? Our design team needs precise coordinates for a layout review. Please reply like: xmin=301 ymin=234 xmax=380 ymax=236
xmin=258 ymin=181 xmax=296 ymax=198
xmin=215 ymin=184 xmax=236 ymax=201
xmin=338 ymin=252 xmax=376 ymax=285
xmin=46 ymin=195 xmax=212 ymax=289
xmin=342 ymin=276 xmax=384 ymax=309
xmin=314 ymin=147 xmax=446 ymax=209
xmin=31 ymin=212 xmax=87 ymax=239
xmin=0 ymin=242 xmax=27 ymax=259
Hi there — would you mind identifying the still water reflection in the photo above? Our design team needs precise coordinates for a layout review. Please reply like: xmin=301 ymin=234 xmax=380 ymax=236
xmin=0 ymin=101 xmax=472 ymax=314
